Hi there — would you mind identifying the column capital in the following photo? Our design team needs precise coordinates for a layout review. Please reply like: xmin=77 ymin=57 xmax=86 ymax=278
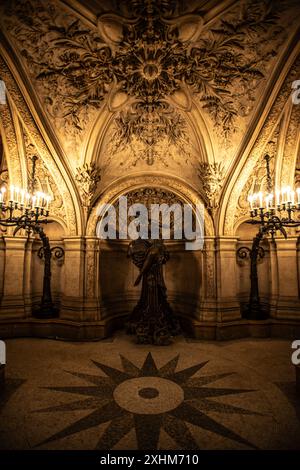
xmin=62 ymin=237 xmax=85 ymax=251
xmin=215 ymin=236 xmax=239 ymax=251
xmin=85 ymin=237 xmax=101 ymax=250
xmin=203 ymin=238 xmax=216 ymax=251
xmin=275 ymin=237 xmax=298 ymax=250
xmin=3 ymin=236 xmax=28 ymax=250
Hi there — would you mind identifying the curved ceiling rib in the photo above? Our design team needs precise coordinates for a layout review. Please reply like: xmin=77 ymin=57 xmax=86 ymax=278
xmin=0 ymin=0 xmax=300 ymax=233
xmin=219 ymin=29 xmax=300 ymax=236
xmin=0 ymin=37 xmax=83 ymax=234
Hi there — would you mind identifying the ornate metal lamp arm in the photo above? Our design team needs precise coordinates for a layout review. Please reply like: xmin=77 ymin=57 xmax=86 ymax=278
xmin=242 ymin=153 xmax=300 ymax=319
xmin=35 ymin=226 xmax=52 ymax=315
xmin=35 ymin=227 xmax=64 ymax=318
xmin=11 ymin=213 xmax=64 ymax=318
xmin=248 ymin=229 xmax=266 ymax=318
xmin=0 ymin=154 xmax=62 ymax=318
xmin=237 ymin=217 xmax=287 ymax=319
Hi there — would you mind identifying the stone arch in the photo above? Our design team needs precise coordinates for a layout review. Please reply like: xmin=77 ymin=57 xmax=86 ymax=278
xmin=83 ymin=98 xmax=214 ymax=174
xmin=85 ymin=173 xmax=215 ymax=327
xmin=86 ymin=174 xmax=214 ymax=237
xmin=0 ymin=52 xmax=82 ymax=236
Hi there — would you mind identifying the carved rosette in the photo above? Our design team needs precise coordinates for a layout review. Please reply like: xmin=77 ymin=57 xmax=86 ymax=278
xmin=1 ymin=0 xmax=294 ymax=157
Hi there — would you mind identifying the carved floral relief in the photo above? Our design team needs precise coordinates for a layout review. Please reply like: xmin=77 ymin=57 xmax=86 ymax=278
xmin=1 ymin=0 xmax=296 ymax=170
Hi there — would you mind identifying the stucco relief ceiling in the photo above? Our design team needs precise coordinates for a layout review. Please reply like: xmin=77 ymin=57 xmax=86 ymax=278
xmin=99 ymin=112 xmax=200 ymax=188
xmin=0 ymin=0 xmax=299 ymax=195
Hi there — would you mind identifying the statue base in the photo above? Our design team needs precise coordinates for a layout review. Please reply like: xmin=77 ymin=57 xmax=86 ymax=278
xmin=243 ymin=301 xmax=269 ymax=320
xmin=32 ymin=304 xmax=59 ymax=319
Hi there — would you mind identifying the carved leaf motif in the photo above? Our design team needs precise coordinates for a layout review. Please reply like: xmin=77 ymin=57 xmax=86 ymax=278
xmin=1 ymin=0 xmax=292 ymax=151
xmin=75 ymin=163 xmax=101 ymax=207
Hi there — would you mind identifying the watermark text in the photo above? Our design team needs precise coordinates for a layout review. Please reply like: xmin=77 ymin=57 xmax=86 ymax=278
xmin=0 ymin=340 xmax=6 ymax=365
xmin=96 ymin=196 xmax=205 ymax=251
xmin=0 ymin=80 xmax=6 ymax=105
xmin=291 ymin=339 xmax=300 ymax=365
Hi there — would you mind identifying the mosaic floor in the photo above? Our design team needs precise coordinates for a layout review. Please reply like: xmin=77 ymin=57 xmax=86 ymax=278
xmin=0 ymin=333 xmax=300 ymax=450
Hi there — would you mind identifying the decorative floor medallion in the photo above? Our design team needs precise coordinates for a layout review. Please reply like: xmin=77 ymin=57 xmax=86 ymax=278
xmin=0 ymin=378 xmax=25 ymax=412
xmin=36 ymin=353 xmax=261 ymax=450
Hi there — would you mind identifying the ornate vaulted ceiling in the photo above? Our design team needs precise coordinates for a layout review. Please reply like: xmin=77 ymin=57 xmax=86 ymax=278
xmin=0 ymin=0 xmax=299 ymax=235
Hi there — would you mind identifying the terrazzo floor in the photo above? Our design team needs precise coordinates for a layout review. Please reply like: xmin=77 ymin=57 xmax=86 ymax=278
xmin=0 ymin=332 xmax=300 ymax=450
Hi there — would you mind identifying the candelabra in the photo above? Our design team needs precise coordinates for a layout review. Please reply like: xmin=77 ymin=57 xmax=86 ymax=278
xmin=0 ymin=156 xmax=64 ymax=318
xmin=237 ymin=154 xmax=300 ymax=319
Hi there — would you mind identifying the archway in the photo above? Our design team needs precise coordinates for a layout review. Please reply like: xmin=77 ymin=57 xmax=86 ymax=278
xmin=85 ymin=175 xmax=215 ymax=334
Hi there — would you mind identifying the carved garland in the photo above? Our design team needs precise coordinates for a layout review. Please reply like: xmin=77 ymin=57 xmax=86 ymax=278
xmin=1 ymin=0 xmax=292 ymax=159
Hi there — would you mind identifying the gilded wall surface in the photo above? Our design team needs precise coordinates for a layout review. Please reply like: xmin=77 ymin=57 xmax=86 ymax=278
xmin=0 ymin=0 xmax=299 ymax=339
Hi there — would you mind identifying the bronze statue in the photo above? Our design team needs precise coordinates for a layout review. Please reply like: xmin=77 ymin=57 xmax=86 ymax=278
xmin=127 ymin=239 xmax=181 ymax=345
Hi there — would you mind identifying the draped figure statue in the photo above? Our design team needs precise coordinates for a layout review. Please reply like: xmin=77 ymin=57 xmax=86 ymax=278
xmin=127 ymin=239 xmax=181 ymax=345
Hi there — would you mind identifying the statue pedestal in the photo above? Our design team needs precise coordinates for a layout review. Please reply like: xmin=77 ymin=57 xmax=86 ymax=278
xmin=0 ymin=364 xmax=5 ymax=390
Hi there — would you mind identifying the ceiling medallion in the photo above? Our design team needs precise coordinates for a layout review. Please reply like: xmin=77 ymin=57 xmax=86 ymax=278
xmin=3 ymin=0 xmax=287 ymax=162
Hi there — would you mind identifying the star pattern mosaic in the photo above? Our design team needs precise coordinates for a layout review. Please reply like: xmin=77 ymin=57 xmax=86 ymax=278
xmin=0 ymin=378 xmax=26 ymax=412
xmin=35 ymin=353 xmax=262 ymax=450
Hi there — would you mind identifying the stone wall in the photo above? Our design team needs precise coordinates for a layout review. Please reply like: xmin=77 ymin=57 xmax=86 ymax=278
xmin=0 ymin=231 xmax=299 ymax=340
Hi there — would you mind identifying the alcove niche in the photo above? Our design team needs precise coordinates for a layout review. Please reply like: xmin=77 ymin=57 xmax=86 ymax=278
xmin=92 ymin=185 xmax=210 ymax=330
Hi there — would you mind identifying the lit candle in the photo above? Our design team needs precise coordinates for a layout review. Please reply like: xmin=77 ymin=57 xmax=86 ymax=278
xmin=36 ymin=192 xmax=41 ymax=207
xmin=9 ymin=185 xmax=14 ymax=202
xmin=25 ymin=193 xmax=30 ymax=208
xmin=286 ymin=186 xmax=291 ymax=203
xmin=1 ymin=187 xmax=6 ymax=204
xmin=276 ymin=189 xmax=280 ymax=206
xmin=297 ymin=188 xmax=300 ymax=205
xmin=15 ymin=187 xmax=20 ymax=204
xmin=291 ymin=190 xmax=295 ymax=206
xmin=269 ymin=194 xmax=274 ymax=208
xmin=20 ymin=189 xmax=25 ymax=206
xmin=46 ymin=195 xmax=51 ymax=210
xmin=258 ymin=191 xmax=263 ymax=208
xmin=32 ymin=195 xmax=37 ymax=207
xmin=265 ymin=195 xmax=269 ymax=210
xmin=248 ymin=195 xmax=253 ymax=210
